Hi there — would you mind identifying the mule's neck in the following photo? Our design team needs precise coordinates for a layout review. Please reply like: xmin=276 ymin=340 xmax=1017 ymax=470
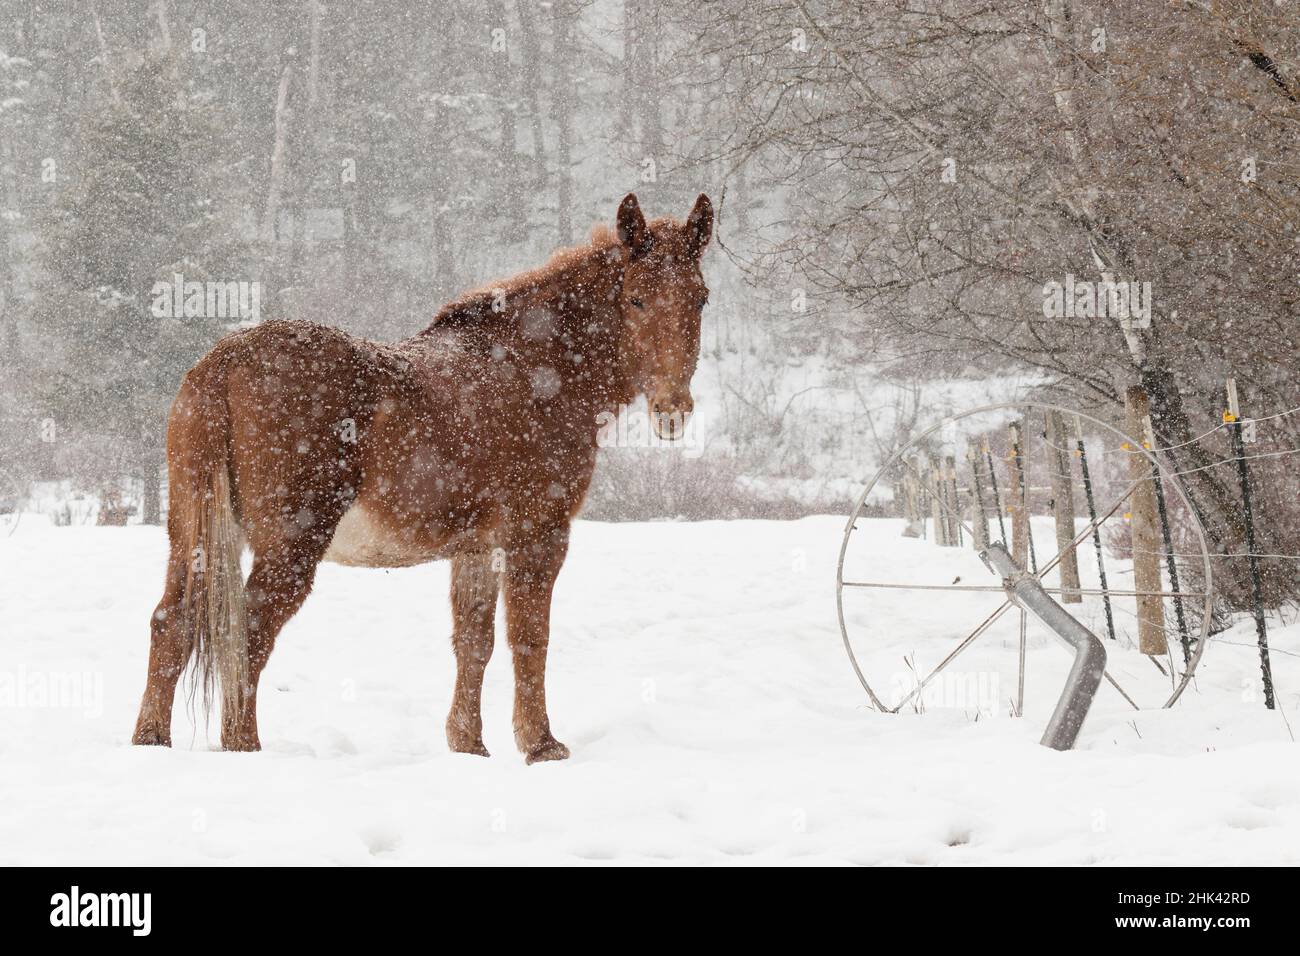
xmin=412 ymin=242 xmax=640 ymax=412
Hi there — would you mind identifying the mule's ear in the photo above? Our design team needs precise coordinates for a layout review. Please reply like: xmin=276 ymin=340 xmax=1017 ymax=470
xmin=685 ymin=193 xmax=713 ymax=259
xmin=617 ymin=193 xmax=652 ymax=257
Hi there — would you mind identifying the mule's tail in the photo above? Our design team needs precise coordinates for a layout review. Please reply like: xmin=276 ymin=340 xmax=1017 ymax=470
xmin=174 ymin=375 xmax=248 ymax=724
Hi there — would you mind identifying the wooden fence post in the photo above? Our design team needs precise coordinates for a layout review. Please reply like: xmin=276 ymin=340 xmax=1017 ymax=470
xmin=1008 ymin=421 xmax=1029 ymax=569
xmin=984 ymin=440 xmax=1007 ymax=547
xmin=1045 ymin=410 xmax=1082 ymax=602
xmin=928 ymin=456 xmax=948 ymax=545
xmin=967 ymin=443 xmax=989 ymax=551
xmin=901 ymin=461 xmax=923 ymax=538
xmin=943 ymin=454 xmax=962 ymax=546
xmin=1124 ymin=385 xmax=1167 ymax=656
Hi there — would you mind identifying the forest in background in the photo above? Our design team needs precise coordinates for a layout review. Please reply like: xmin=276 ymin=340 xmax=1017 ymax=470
xmin=1 ymin=1 xmax=1298 ymax=605
xmin=1 ymin=0 xmax=831 ymax=523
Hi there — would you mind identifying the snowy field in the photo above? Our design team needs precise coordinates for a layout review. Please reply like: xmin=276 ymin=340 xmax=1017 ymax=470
xmin=2 ymin=514 xmax=1299 ymax=865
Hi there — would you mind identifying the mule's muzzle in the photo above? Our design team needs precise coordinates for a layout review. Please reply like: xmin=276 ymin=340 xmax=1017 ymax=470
xmin=650 ymin=394 xmax=693 ymax=441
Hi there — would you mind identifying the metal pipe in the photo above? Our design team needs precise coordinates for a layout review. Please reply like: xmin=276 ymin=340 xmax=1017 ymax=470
xmin=980 ymin=542 xmax=1107 ymax=751
xmin=841 ymin=579 xmax=1207 ymax=598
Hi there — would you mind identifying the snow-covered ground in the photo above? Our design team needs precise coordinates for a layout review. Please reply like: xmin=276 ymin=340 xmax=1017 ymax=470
xmin=2 ymin=514 xmax=1298 ymax=865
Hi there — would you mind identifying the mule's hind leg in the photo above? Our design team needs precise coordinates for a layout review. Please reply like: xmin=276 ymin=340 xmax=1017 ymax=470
xmin=220 ymin=543 xmax=325 ymax=752
xmin=446 ymin=552 xmax=499 ymax=756
xmin=132 ymin=547 xmax=192 ymax=746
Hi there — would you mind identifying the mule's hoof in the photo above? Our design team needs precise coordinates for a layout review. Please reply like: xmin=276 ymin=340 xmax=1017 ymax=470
xmin=447 ymin=717 xmax=490 ymax=757
xmin=221 ymin=737 xmax=262 ymax=753
xmin=131 ymin=728 xmax=171 ymax=747
xmin=449 ymin=738 xmax=491 ymax=758
xmin=525 ymin=739 xmax=570 ymax=764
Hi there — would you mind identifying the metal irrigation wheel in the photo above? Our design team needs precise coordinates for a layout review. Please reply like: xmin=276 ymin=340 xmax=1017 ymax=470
xmin=835 ymin=402 xmax=1214 ymax=717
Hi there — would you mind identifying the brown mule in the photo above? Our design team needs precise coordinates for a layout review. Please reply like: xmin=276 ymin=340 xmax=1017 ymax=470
xmin=131 ymin=193 xmax=713 ymax=762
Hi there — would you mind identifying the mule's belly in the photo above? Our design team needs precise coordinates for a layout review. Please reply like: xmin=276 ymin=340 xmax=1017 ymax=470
xmin=322 ymin=502 xmax=442 ymax=568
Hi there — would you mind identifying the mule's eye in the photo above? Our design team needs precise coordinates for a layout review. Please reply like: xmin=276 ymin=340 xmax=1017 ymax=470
xmin=630 ymin=298 xmax=644 ymax=309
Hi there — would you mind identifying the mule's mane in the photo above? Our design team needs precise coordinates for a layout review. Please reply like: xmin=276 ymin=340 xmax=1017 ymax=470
xmin=428 ymin=224 xmax=620 ymax=330
xmin=427 ymin=217 xmax=684 ymax=331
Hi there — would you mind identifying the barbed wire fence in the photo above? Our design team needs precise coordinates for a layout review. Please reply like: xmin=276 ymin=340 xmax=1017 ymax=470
xmin=896 ymin=383 xmax=1300 ymax=714
xmin=1100 ymin=381 xmax=1299 ymax=709
xmin=1087 ymin=379 xmax=1300 ymax=712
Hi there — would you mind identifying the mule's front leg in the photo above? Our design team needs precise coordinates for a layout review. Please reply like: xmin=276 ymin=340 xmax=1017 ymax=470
xmin=503 ymin=528 xmax=570 ymax=764
xmin=446 ymin=552 xmax=498 ymax=756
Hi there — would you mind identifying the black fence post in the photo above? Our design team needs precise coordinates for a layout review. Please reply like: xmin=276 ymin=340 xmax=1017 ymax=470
xmin=1226 ymin=378 xmax=1275 ymax=710
xmin=1075 ymin=419 xmax=1117 ymax=643
xmin=1143 ymin=419 xmax=1191 ymax=665
xmin=984 ymin=442 xmax=1008 ymax=548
